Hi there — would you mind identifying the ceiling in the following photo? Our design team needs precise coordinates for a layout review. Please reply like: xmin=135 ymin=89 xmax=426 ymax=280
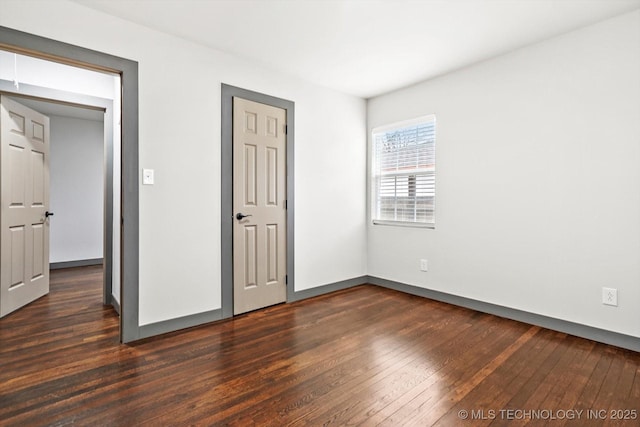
xmin=74 ymin=0 xmax=640 ymax=98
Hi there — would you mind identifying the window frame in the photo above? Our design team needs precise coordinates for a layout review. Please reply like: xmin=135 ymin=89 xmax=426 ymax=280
xmin=370 ymin=115 xmax=436 ymax=229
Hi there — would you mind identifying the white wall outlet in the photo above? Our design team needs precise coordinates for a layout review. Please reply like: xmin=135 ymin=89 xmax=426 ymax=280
xmin=420 ymin=259 xmax=428 ymax=272
xmin=602 ymin=287 xmax=618 ymax=306
xmin=142 ymin=168 xmax=154 ymax=185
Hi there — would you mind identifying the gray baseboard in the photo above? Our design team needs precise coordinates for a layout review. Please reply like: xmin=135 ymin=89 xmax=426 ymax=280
xmin=50 ymin=258 xmax=103 ymax=270
xmin=289 ymin=275 xmax=369 ymax=302
xmin=132 ymin=274 xmax=639 ymax=352
xmin=138 ymin=309 xmax=223 ymax=340
xmin=368 ymin=276 xmax=640 ymax=353
xmin=136 ymin=277 xmax=368 ymax=340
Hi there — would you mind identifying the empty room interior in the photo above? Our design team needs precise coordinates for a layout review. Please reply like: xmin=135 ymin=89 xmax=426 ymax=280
xmin=0 ymin=0 xmax=639 ymax=425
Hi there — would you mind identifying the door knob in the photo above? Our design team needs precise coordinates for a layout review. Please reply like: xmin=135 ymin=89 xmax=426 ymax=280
xmin=236 ymin=213 xmax=252 ymax=220
xmin=45 ymin=211 xmax=54 ymax=218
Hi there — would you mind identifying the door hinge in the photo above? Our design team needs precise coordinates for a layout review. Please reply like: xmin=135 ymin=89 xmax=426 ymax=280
xmin=285 ymin=199 xmax=288 ymax=210
xmin=285 ymin=124 xmax=288 ymax=135
xmin=285 ymin=274 xmax=288 ymax=285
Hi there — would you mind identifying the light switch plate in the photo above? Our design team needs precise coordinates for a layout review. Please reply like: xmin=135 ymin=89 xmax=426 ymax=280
xmin=142 ymin=169 xmax=154 ymax=185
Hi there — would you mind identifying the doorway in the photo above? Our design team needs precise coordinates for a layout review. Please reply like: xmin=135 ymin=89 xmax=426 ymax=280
xmin=0 ymin=81 xmax=116 ymax=307
xmin=0 ymin=25 xmax=139 ymax=343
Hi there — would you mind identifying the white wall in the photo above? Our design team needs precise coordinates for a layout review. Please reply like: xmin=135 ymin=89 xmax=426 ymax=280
xmin=0 ymin=0 xmax=368 ymax=325
xmin=367 ymin=10 xmax=640 ymax=337
xmin=49 ymin=115 xmax=103 ymax=263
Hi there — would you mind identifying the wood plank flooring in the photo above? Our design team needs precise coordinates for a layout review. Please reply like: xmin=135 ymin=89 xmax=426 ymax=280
xmin=1 ymin=266 xmax=639 ymax=426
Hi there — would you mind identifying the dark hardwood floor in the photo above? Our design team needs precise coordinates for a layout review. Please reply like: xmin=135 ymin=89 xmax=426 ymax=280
xmin=0 ymin=266 xmax=638 ymax=426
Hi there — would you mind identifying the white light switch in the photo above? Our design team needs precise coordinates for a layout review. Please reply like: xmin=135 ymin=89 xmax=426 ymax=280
xmin=143 ymin=169 xmax=154 ymax=185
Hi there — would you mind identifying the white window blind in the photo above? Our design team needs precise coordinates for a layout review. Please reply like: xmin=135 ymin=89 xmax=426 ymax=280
xmin=372 ymin=115 xmax=436 ymax=226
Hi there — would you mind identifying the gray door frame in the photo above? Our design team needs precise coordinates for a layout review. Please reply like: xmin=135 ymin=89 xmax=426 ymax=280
xmin=0 ymin=26 xmax=140 ymax=343
xmin=221 ymin=84 xmax=295 ymax=317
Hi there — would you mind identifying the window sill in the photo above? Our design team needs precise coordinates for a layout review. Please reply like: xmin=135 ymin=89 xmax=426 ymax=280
xmin=372 ymin=220 xmax=435 ymax=229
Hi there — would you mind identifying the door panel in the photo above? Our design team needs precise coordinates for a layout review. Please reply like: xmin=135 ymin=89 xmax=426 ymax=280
xmin=233 ymin=97 xmax=286 ymax=315
xmin=10 ymin=226 xmax=25 ymax=287
xmin=266 ymin=224 xmax=278 ymax=284
xmin=32 ymin=223 xmax=45 ymax=278
xmin=244 ymin=225 xmax=258 ymax=289
xmin=244 ymin=144 xmax=257 ymax=206
xmin=32 ymin=150 xmax=45 ymax=204
xmin=9 ymin=145 xmax=26 ymax=205
xmin=1 ymin=96 xmax=50 ymax=317
xmin=266 ymin=147 xmax=278 ymax=206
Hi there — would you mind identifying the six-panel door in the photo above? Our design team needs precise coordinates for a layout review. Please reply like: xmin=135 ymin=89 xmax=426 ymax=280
xmin=233 ymin=97 xmax=286 ymax=315
xmin=0 ymin=96 xmax=50 ymax=317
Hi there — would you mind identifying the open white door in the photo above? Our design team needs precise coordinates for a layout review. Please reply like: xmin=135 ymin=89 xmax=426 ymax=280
xmin=0 ymin=96 xmax=50 ymax=317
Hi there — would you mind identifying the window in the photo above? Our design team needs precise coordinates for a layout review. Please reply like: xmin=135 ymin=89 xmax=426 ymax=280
xmin=371 ymin=115 xmax=436 ymax=227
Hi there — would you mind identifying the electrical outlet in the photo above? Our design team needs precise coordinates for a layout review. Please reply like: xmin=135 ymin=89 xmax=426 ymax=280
xmin=602 ymin=287 xmax=618 ymax=306
xmin=420 ymin=259 xmax=428 ymax=272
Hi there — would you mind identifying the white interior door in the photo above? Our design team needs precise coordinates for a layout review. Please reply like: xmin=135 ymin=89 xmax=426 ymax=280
xmin=0 ymin=96 xmax=51 ymax=317
xmin=233 ymin=97 xmax=287 ymax=315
